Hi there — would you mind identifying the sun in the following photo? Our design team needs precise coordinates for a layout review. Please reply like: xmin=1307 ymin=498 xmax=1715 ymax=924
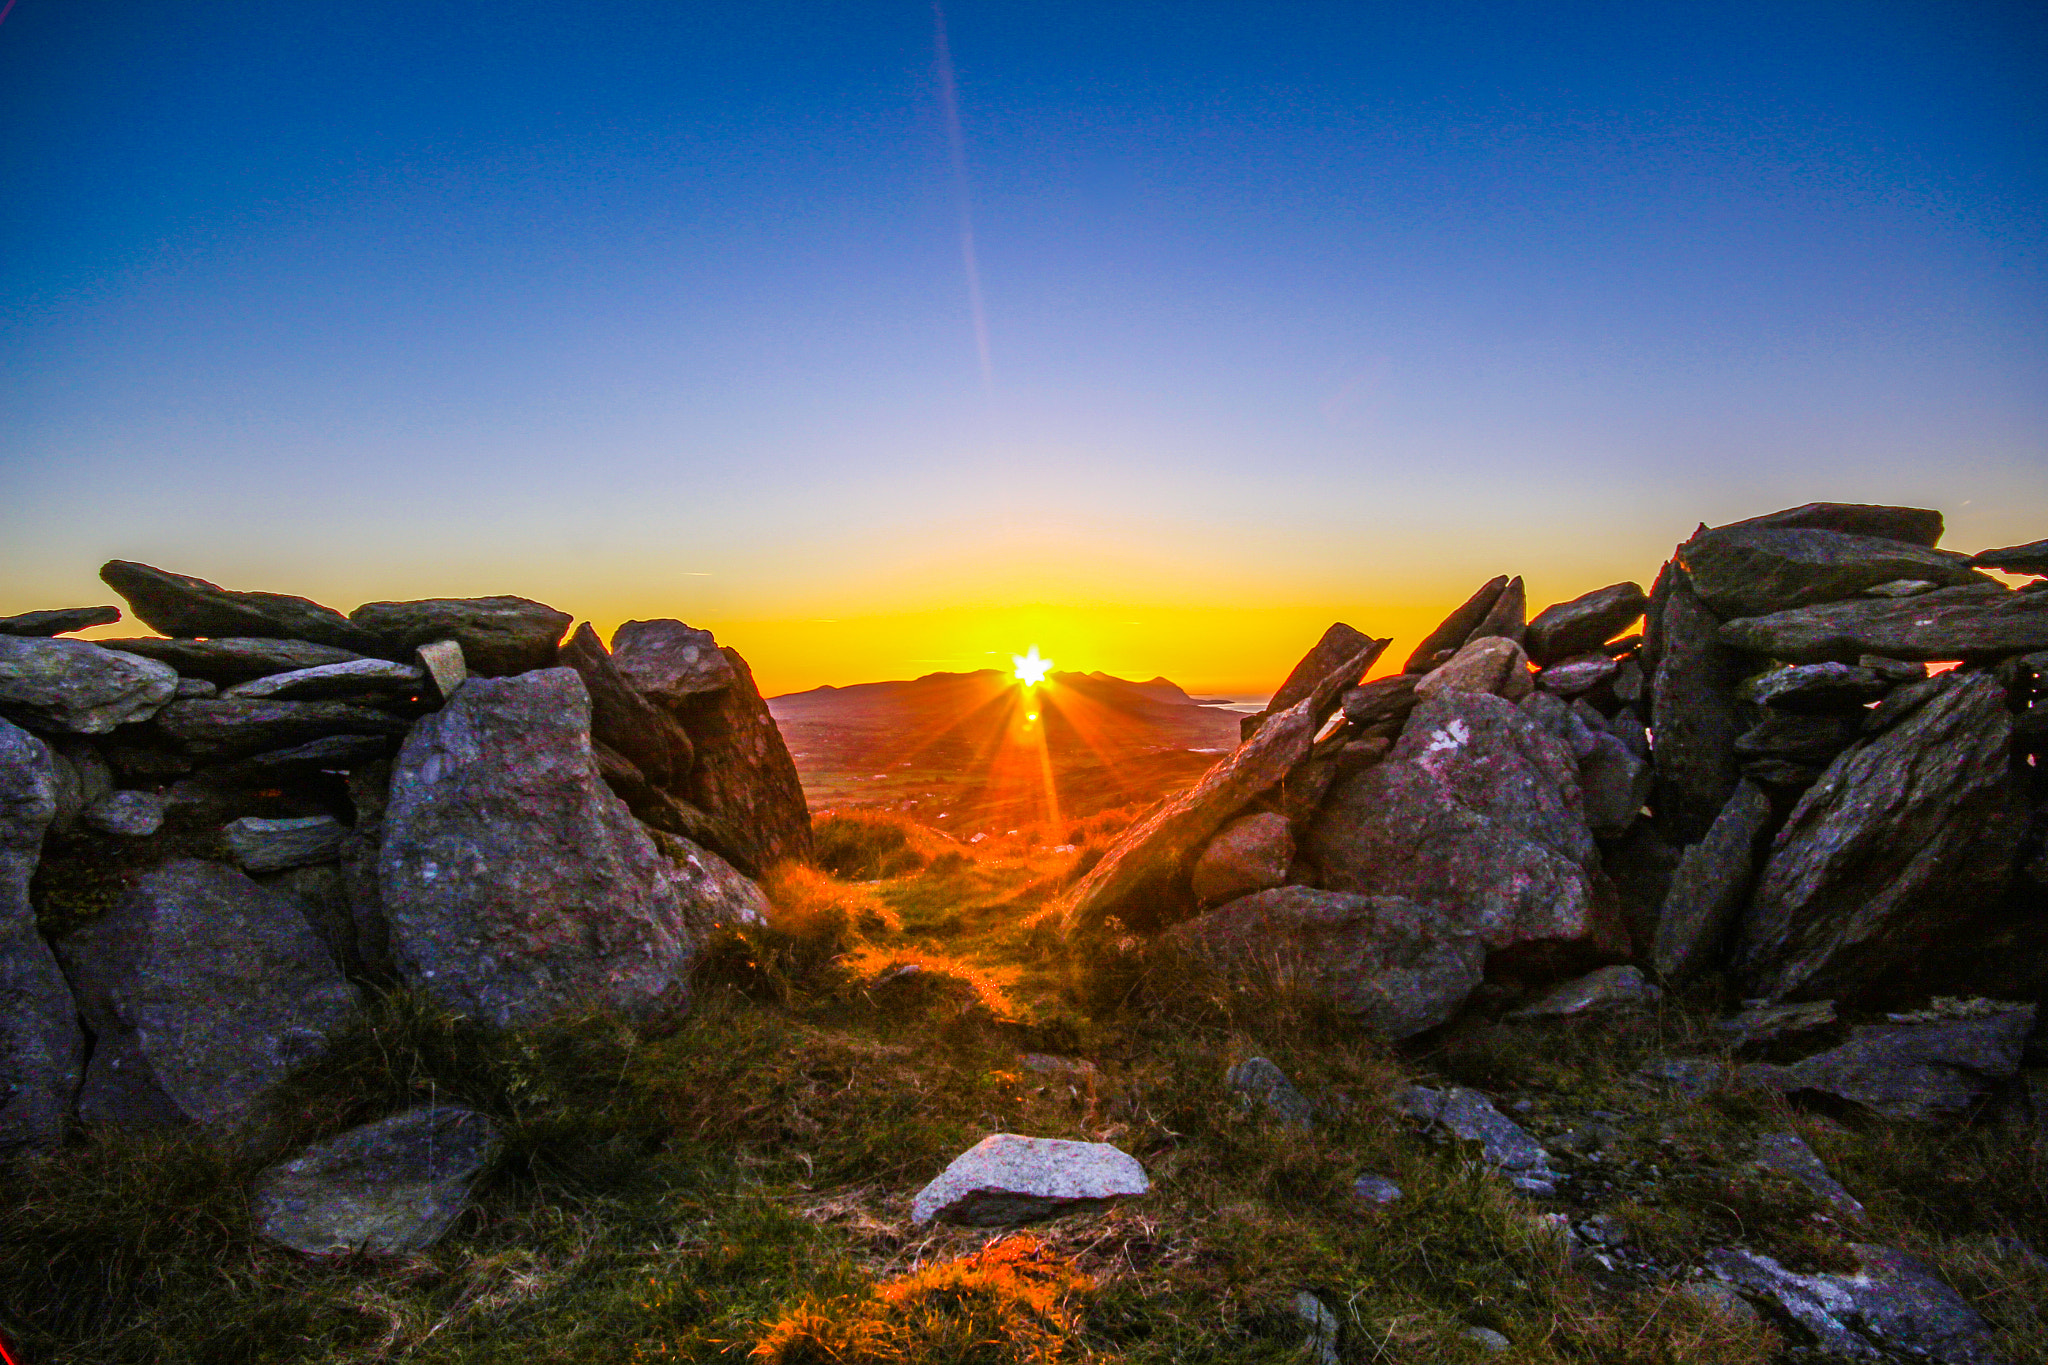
xmin=1011 ymin=645 xmax=1053 ymax=687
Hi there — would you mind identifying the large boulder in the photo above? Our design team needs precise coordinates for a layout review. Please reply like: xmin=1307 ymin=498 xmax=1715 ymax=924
xmin=671 ymin=647 xmax=812 ymax=875
xmin=1650 ymin=578 xmax=1746 ymax=844
xmin=1713 ymin=501 xmax=1945 ymax=547
xmin=608 ymin=619 xmax=736 ymax=704
xmin=348 ymin=597 xmax=571 ymax=676
xmin=96 ymin=636 xmax=369 ymax=683
xmin=1525 ymin=582 xmax=1647 ymax=666
xmin=252 ymin=1105 xmax=501 ymax=1255
xmin=1676 ymin=527 xmax=1982 ymax=620
xmin=1718 ymin=582 xmax=2048 ymax=664
xmin=1060 ymin=640 xmax=1377 ymax=937
xmin=1734 ymin=673 xmax=2030 ymax=1004
xmin=0 ymin=636 xmax=178 ymax=734
xmin=1306 ymin=693 xmax=1625 ymax=972
xmin=378 ymin=669 xmax=706 ymax=1028
xmin=99 ymin=560 xmax=379 ymax=652
xmin=55 ymin=859 xmax=360 ymax=1135
xmin=0 ymin=719 xmax=85 ymax=1153
xmin=558 ymin=623 xmax=693 ymax=790
xmin=1158 ymin=886 xmax=1484 ymax=1039
xmin=0 ymin=605 xmax=121 ymax=637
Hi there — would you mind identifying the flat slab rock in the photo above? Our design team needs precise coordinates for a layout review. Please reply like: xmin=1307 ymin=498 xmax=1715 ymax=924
xmin=253 ymin=1105 xmax=501 ymax=1255
xmin=1707 ymin=1245 xmax=2001 ymax=1363
xmin=912 ymin=1134 xmax=1148 ymax=1226
xmin=347 ymin=597 xmax=570 ymax=677
xmin=0 ymin=605 xmax=121 ymax=637
xmin=100 ymin=560 xmax=380 ymax=653
xmin=95 ymin=636 xmax=369 ymax=684
xmin=0 ymin=636 xmax=179 ymax=734
xmin=1676 ymin=526 xmax=1982 ymax=620
xmin=1394 ymin=1085 xmax=1559 ymax=1194
xmin=1718 ymin=582 xmax=2048 ymax=664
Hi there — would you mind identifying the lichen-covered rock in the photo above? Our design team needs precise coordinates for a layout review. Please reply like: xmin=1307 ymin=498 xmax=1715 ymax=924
xmin=0 ymin=636 xmax=179 ymax=734
xmin=1719 ymin=582 xmax=2048 ymax=664
xmin=1189 ymin=812 xmax=1292 ymax=905
xmin=1653 ymin=780 xmax=1772 ymax=981
xmin=1404 ymin=576 xmax=1512 ymax=674
xmin=608 ymin=619 xmax=736 ymax=704
xmin=1525 ymin=582 xmax=1647 ymax=666
xmin=55 ymin=859 xmax=359 ymax=1135
xmin=378 ymin=668 xmax=703 ymax=1028
xmin=221 ymin=659 xmax=425 ymax=702
xmin=1651 ymin=578 xmax=1746 ymax=845
xmin=96 ymin=636 xmax=368 ymax=684
xmin=1 ymin=718 xmax=85 ymax=1152
xmin=911 ymin=1134 xmax=1148 ymax=1225
xmin=1414 ymin=635 xmax=1534 ymax=702
xmin=1743 ymin=1008 xmax=2033 ymax=1122
xmin=348 ymin=596 xmax=571 ymax=676
xmin=100 ymin=560 xmax=380 ymax=652
xmin=153 ymin=698 xmax=411 ymax=760
xmin=252 ymin=1106 xmax=500 ymax=1255
xmin=1677 ymin=527 xmax=1982 ymax=620
xmin=559 ymin=623 xmax=693 ymax=790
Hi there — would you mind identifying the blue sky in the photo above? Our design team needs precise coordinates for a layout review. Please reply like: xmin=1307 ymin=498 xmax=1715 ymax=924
xmin=3 ymin=1 xmax=2043 ymax=692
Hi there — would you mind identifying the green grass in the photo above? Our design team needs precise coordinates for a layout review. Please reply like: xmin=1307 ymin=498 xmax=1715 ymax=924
xmin=3 ymin=822 xmax=2042 ymax=1363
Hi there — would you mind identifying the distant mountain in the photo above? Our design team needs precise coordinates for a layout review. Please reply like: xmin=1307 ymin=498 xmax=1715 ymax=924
xmin=769 ymin=668 xmax=1239 ymax=742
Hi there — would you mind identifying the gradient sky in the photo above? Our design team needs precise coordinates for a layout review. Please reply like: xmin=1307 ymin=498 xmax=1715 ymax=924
xmin=4 ymin=2 xmax=2043 ymax=696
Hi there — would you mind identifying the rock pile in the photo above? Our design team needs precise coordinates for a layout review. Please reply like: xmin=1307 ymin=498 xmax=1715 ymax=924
xmin=0 ymin=560 xmax=806 ymax=1156
xmin=1061 ymin=502 xmax=2048 ymax=1033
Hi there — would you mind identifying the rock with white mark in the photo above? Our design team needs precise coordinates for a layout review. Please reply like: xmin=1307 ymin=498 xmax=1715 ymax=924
xmin=253 ymin=1105 xmax=500 ymax=1255
xmin=0 ymin=637 xmax=179 ymax=734
xmin=911 ymin=1133 xmax=1148 ymax=1226
xmin=227 ymin=815 xmax=348 ymax=873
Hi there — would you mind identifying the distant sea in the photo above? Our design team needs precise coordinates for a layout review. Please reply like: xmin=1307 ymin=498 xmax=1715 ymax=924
xmin=1204 ymin=697 xmax=1271 ymax=714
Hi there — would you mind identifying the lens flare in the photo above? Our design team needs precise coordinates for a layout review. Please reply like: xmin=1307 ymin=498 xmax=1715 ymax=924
xmin=1011 ymin=645 xmax=1052 ymax=686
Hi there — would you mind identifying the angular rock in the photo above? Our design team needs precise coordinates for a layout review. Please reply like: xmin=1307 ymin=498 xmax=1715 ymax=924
xmin=1652 ymin=781 xmax=1772 ymax=981
xmin=1712 ymin=999 xmax=1838 ymax=1051
xmin=593 ymin=742 xmax=751 ymax=864
xmin=0 ymin=636 xmax=179 ymax=733
xmin=1863 ymin=578 xmax=1941 ymax=598
xmin=1602 ymin=821 xmax=1681 ymax=959
xmin=1535 ymin=654 xmax=1618 ymax=696
xmin=48 ymin=742 xmax=113 ymax=833
xmin=1294 ymin=1292 xmax=1341 ymax=1365
xmin=1509 ymin=964 xmax=1660 ymax=1018
xmin=1468 ymin=574 xmax=1526 ymax=644
xmin=1735 ymin=673 xmax=2029 ymax=1004
xmin=263 ymin=863 xmax=362 ymax=979
xmin=1861 ymin=675 xmax=1948 ymax=736
xmin=1339 ymin=673 xmax=1418 ymax=731
xmin=174 ymin=677 xmax=217 ymax=697
xmin=911 ymin=1134 xmax=1148 ymax=1226
xmin=1576 ymin=728 xmax=1651 ymax=839
xmin=252 ymin=1105 xmax=501 ymax=1255
xmin=608 ymin=618 xmax=736 ymax=704
xmin=671 ymin=647 xmax=812 ymax=875
xmin=414 ymin=638 xmax=466 ymax=701
xmin=348 ymin=597 xmax=570 ymax=677
xmin=1715 ymin=501 xmax=1945 ymax=547
xmin=202 ymin=733 xmax=400 ymax=786
xmin=1158 ymin=887 xmax=1483 ymax=1040
xmin=1189 ymin=812 xmax=1292 ymax=906
xmin=1678 ymin=527 xmax=1981 ymax=620
xmin=227 ymin=815 xmax=348 ymax=872
xmin=153 ymin=698 xmax=411 ymax=760
xmin=96 ymin=636 xmax=368 ymax=684
xmin=56 ymin=859 xmax=359 ymax=1134
xmin=1060 ymin=641 xmax=1377 ymax=937
xmin=222 ymin=659 xmax=425 ymax=702
xmin=1351 ymin=1174 xmax=1403 ymax=1206
xmin=1744 ymin=1009 xmax=2033 ymax=1121
xmin=1752 ymin=1131 xmax=1864 ymax=1220
xmin=379 ymin=669 xmax=703 ymax=1027
xmin=1739 ymin=663 xmax=1890 ymax=713
xmin=559 ymin=623 xmax=693 ymax=790
xmin=648 ymin=831 xmax=770 ymax=936
xmin=1395 ymin=1086 xmax=1558 ymax=1193
xmin=0 ymin=605 xmax=121 ymax=637
xmin=1525 ymin=582 xmax=1648 ymax=666
xmin=1 ymin=720 xmax=85 ymax=1153
xmin=1719 ymin=582 xmax=2048 ymax=664
xmin=1860 ymin=654 xmax=1929 ymax=684
xmin=1414 ymin=635 xmax=1533 ymax=703
xmin=99 ymin=560 xmax=380 ymax=652
xmin=1243 ymin=624 xmax=1388 ymax=740
xmin=1226 ymin=1056 xmax=1313 ymax=1126
xmin=1735 ymin=713 xmax=1861 ymax=766
xmin=1651 ymin=578 xmax=1746 ymax=845
xmin=1405 ymin=576 xmax=1512 ymax=674
xmin=1969 ymin=537 xmax=2048 ymax=575
xmin=1707 ymin=1245 xmax=2000 ymax=1364
xmin=83 ymin=790 xmax=165 ymax=837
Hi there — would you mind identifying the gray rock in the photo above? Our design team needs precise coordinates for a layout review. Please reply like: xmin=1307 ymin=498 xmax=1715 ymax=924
xmin=0 ymin=605 xmax=121 ymax=637
xmin=1735 ymin=712 xmax=1861 ymax=765
xmin=1061 ymin=639 xmax=1378 ymax=936
xmin=1190 ymin=812 xmax=1293 ymax=906
xmin=1650 ymin=578 xmax=1746 ymax=845
xmin=1677 ymin=526 xmax=1981 ymax=620
xmin=348 ymin=597 xmax=570 ymax=677
xmin=99 ymin=560 xmax=380 ymax=652
xmin=1602 ymin=821 xmax=1680 ymax=958
xmin=1719 ymin=582 xmax=2048 ymax=664
xmin=1745 ymin=1009 xmax=2033 ymax=1121
xmin=262 ymin=863 xmax=361 ymax=978
xmin=558 ymin=623 xmax=694 ymax=791
xmin=910 ymin=1133 xmax=1149 ymax=1225
xmin=1414 ymin=635 xmax=1533 ymax=702
xmin=83 ymin=790 xmax=165 ymax=837
xmin=379 ymin=669 xmax=702 ymax=1028
xmin=339 ymin=829 xmax=391 ymax=978
xmin=1708 ymin=1244 xmax=2001 ymax=1364
xmin=153 ymin=698 xmax=411 ymax=760
xmin=1339 ymin=673 xmax=1418 ymax=731
xmin=414 ymin=639 xmax=466 ymax=701
xmin=1351 ymin=1174 xmax=1403 ymax=1206
xmin=1159 ymin=887 xmax=1484 ymax=1040
xmin=1652 ymin=780 xmax=1772 ymax=980
xmin=1713 ymin=501 xmax=1946 ymax=547
xmin=1403 ymin=577 xmax=1512 ymax=674
xmin=1739 ymin=663 xmax=1891 ymax=713
xmin=1735 ymin=673 xmax=2030 ymax=1004
xmin=227 ymin=815 xmax=348 ymax=872
xmin=1535 ymin=653 xmax=1619 ymax=696
xmin=1509 ymin=964 xmax=1660 ymax=1018
xmin=252 ymin=1105 xmax=500 ymax=1255
xmin=47 ymin=741 xmax=112 ymax=834
xmin=96 ymin=636 xmax=368 ymax=684
xmin=1752 ymin=1131 xmax=1864 ymax=1219
xmin=1863 ymin=578 xmax=1942 ymax=597
xmin=672 ymin=646 xmax=813 ymax=876
xmin=1860 ymin=654 xmax=1929 ymax=683
xmin=1468 ymin=574 xmax=1526 ymax=645
xmin=196 ymin=733 xmax=400 ymax=788
xmin=0 ymin=636 xmax=179 ymax=733
xmin=1712 ymin=999 xmax=1838 ymax=1050
xmin=56 ymin=859 xmax=359 ymax=1135
xmin=650 ymin=831 xmax=770 ymax=936
xmin=608 ymin=618 xmax=737 ymax=705
xmin=1635 ymin=1057 xmax=1735 ymax=1102
xmin=1970 ymin=537 xmax=2048 ymax=575
xmin=1293 ymin=1291 xmax=1340 ymax=1365
xmin=1678 ymin=1279 xmax=1765 ymax=1329
xmin=1576 ymin=728 xmax=1651 ymax=839
xmin=1227 ymin=1057 xmax=1313 ymax=1126
xmin=1395 ymin=1086 xmax=1558 ymax=1193
xmin=1525 ymin=582 xmax=1648 ymax=666
xmin=1459 ymin=1326 xmax=1511 ymax=1354
xmin=222 ymin=659 xmax=425 ymax=702
xmin=1 ymin=719 xmax=85 ymax=1152
xmin=173 ymin=677 xmax=217 ymax=698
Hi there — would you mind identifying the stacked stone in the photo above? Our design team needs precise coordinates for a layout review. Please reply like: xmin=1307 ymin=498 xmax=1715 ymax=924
xmin=0 ymin=560 xmax=807 ymax=1156
xmin=1062 ymin=502 xmax=2048 ymax=1031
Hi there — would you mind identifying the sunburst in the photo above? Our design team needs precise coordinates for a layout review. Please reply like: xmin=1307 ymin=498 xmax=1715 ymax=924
xmin=1011 ymin=645 xmax=1052 ymax=687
